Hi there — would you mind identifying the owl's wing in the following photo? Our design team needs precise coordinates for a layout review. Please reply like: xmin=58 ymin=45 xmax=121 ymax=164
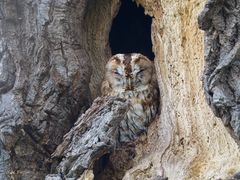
xmin=101 ymin=80 xmax=112 ymax=96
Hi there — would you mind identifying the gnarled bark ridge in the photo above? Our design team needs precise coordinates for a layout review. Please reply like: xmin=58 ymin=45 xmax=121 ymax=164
xmin=0 ymin=0 xmax=120 ymax=179
xmin=51 ymin=96 xmax=128 ymax=178
xmin=199 ymin=0 xmax=240 ymax=140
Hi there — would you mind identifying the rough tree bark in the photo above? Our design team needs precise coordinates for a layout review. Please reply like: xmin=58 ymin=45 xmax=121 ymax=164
xmin=0 ymin=0 xmax=119 ymax=179
xmin=1 ymin=0 xmax=240 ymax=180
xmin=51 ymin=96 xmax=129 ymax=178
xmin=122 ymin=0 xmax=240 ymax=179
xmin=198 ymin=0 xmax=240 ymax=142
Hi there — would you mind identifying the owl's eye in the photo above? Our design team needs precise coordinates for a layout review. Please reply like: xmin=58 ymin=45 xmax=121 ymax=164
xmin=137 ymin=69 xmax=145 ymax=76
xmin=112 ymin=70 xmax=121 ymax=76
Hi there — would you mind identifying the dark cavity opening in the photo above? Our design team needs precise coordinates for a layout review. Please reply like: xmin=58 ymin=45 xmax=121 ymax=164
xmin=109 ymin=0 xmax=155 ymax=60
xmin=93 ymin=154 xmax=110 ymax=180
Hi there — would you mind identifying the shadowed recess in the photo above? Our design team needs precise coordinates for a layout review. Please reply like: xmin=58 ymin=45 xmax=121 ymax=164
xmin=109 ymin=0 xmax=155 ymax=60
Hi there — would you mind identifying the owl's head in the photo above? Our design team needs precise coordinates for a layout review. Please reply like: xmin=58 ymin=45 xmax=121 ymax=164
xmin=105 ymin=53 xmax=155 ymax=92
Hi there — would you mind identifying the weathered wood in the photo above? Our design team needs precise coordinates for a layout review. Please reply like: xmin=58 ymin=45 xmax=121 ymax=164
xmin=1 ymin=0 xmax=240 ymax=179
xmin=121 ymin=0 xmax=240 ymax=179
xmin=199 ymin=0 xmax=240 ymax=141
xmin=51 ymin=96 xmax=128 ymax=178
xmin=0 ymin=0 xmax=120 ymax=179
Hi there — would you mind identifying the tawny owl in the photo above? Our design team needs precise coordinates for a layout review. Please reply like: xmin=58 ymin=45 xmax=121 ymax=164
xmin=101 ymin=53 xmax=159 ymax=142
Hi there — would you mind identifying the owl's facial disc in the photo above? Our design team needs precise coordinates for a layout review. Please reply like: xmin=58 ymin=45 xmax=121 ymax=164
xmin=105 ymin=53 xmax=154 ymax=92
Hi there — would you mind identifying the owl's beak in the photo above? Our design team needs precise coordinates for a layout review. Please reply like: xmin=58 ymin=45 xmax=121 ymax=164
xmin=126 ymin=78 xmax=133 ymax=91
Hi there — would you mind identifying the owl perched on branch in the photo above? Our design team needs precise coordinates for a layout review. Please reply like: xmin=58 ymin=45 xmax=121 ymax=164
xmin=101 ymin=53 xmax=159 ymax=142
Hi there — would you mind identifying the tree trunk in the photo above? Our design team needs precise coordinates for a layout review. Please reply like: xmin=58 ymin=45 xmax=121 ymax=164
xmin=0 ymin=0 xmax=240 ymax=179
xmin=124 ymin=0 xmax=240 ymax=179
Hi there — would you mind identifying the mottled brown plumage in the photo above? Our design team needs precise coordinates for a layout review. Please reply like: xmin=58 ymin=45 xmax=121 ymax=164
xmin=101 ymin=53 xmax=159 ymax=142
